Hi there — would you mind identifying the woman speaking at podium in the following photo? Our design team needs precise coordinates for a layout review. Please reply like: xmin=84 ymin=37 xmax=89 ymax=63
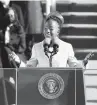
xmin=10 ymin=11 xmax=85 ymax=68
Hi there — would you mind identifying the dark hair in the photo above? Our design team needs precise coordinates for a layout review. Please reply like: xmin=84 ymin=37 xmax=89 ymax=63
xmin=46 ymin=16 xmax=62 ymax=27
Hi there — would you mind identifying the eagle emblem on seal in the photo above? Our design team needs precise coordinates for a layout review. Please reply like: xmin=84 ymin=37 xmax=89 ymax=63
xmin=38 ymin=73 xmax=64 ymax=99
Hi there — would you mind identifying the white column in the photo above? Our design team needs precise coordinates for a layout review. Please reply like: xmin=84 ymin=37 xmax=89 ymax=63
xmin=51 ymin=0 xmax=56 ymax=12
xmin=46 ymin=0 xmax=51 ymax=15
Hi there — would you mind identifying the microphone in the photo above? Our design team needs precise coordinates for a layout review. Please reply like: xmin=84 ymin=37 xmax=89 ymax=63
xmin=43 ymin=38 xmax=51 ymax=49
xmin=52 ymin=38 xmax=59 ymax=54
xmin=43 ymin=38 xmax=51 ymax=57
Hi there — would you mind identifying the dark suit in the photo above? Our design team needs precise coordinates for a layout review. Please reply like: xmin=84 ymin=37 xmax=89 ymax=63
xmin=9 ymin=21 xmax=26 ymax=54
xmin=0 ymin=2 xmax=11 ymax=68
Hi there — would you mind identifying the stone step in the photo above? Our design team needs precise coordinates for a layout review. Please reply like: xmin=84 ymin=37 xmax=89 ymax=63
xmin=60 ymin=27 xmax=97 ymax=35
xmin=87 ymin=100 xmax=97 ymax=103
xmin=60 ymin=38 xmax=97 ymax=48
xmin=62 ymin=24 xmax=97 ymax=28
xmin=84 ymin=75 xmax=97 ymax=86
xmin=61 ymin=12 xmax=97 ymax=16
xmin=85 ymin=88 xmax=97 ymax=100
xmin=86 ymin=86 xmax=97 ymax=88
xmin=84 ymin=70 xmax=97 ymax=75
xmin=56 ymin=3 xmax=97 ymax=12
xmin=56 ymin=0 xmax=97 ymax=4
xmin=86 ymin=103 xmax=97 ymax=105
xmin=63 ymin=15 xmax=97 ymax=24
xmin=61 ymin=35 xmax=97 ymax=39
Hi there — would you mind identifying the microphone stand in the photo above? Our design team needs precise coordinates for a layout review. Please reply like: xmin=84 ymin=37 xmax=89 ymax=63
xmin=49 ymin=53 xmax=53 ymax=67
xmin=44 ymin=44 xmax=58 ymax=67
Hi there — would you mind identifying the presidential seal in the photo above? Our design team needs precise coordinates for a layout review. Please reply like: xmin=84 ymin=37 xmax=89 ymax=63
xmin=38 ymin=73 xmax=64 ymax=99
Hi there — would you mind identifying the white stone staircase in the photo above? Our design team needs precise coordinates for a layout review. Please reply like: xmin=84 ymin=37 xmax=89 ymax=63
xmin=84 ymin=70 xmax=97 ymax=105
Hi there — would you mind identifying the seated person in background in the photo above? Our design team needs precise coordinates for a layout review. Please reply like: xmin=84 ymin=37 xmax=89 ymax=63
xmin=0 ymin=0 xmax=26 ymax=68
xmin=11 ymin=11 xmax=85 ymax=68
xmin=6 ymin=7 xmax=26 ymax=68
xmin=7 ymin=8 xmax=26 ymax=54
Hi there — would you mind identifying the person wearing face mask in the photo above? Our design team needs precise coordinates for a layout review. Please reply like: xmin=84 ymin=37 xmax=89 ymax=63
xmin=10 ymin=11 xmax=85 ymax=68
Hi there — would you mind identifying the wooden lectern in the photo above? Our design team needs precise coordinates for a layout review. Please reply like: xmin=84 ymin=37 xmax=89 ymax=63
xmin=17 ymin=68 xmax=85 ymax=105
